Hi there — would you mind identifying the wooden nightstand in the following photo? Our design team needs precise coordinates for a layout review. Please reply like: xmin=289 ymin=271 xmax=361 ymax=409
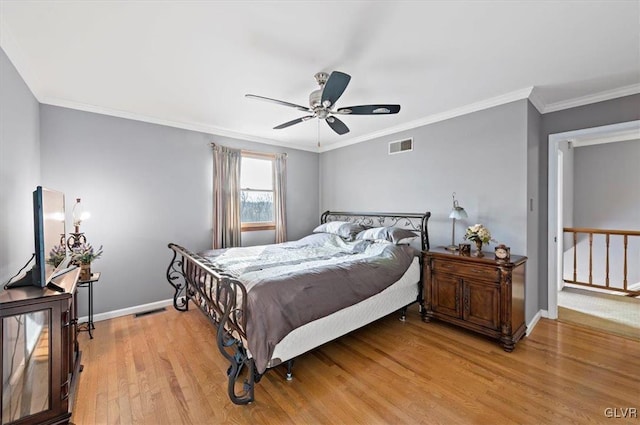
xmin=423 ymin=248 xmax=527 ymax=351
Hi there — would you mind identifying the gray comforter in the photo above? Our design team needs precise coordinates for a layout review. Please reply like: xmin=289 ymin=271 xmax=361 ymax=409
xmin=200 ymin=233 xmax=417 ymax=374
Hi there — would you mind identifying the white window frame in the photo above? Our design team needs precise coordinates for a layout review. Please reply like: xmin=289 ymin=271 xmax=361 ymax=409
xmin=240 ymin=151 xmax=276 ymax=231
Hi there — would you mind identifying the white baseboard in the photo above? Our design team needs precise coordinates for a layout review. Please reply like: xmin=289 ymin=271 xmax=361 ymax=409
xmin=526 ymin=309 xmax=548 ymax=336
xmin=78 ymin=298 xmax=174 ymax=324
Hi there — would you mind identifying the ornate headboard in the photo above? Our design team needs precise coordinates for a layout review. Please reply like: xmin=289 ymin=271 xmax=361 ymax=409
xmin=320 ymin=210 xmax=431 ymax=251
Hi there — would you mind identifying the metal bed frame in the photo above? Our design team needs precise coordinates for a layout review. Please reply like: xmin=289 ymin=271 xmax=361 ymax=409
xmin=166 ymin=210 xmax=431 ymax=404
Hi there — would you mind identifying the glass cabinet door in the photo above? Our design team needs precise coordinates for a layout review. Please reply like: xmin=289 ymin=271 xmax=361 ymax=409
xmin=2 ymin=310 xmax=51 ymax=424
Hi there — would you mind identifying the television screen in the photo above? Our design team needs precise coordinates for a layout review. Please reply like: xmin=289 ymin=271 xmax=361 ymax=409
xmin=4 ymin=187 xmax=69 ymax=290
xmin=34 ymin=187 xmax=68 ymax=287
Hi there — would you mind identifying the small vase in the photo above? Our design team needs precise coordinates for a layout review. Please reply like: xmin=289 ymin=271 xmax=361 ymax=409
xmin=474 ymin=240 xmax=484 ymax=257
xmin=80 ymin=263 xmax=91 ymax=281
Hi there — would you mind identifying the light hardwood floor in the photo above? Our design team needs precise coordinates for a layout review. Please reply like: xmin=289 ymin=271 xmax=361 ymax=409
xmin=71 ymin=305 xmax=640 ymax=424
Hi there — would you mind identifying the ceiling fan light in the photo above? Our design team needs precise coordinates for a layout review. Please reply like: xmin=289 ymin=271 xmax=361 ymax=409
xmin=373 ymin=107 xmax=391 ymax=114
xmin=322 ymin=99 xmax=332 ymax=108
xmin=327 ymin=116 xmax=335 ymax=123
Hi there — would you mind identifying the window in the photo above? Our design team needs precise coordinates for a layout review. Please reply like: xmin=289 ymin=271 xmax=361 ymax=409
xmin=240 ymin=153 xmax=275 ymax=231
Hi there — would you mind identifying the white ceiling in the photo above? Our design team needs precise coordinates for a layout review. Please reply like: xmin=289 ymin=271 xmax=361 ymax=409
xmin=1 ymin=1 xmax=639 ymax=152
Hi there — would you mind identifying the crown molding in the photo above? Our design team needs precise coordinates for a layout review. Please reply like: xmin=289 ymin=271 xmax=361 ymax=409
xmin=24 ymin=84 xmax=640 ymax=156
xmin=321 ymin=84 xmax=640 ymax=152
xmin=38 ymin=96 xmax=320 ymax=153
xmin=527 ymin=88 xmax=546 ymax=113
xmin=319 ymin=87 xmax=535 ymax=152
xmin=541 ymin=83 xmax=640 ymax=113
xmin=37 ymin=84 xmax=640 ymax=154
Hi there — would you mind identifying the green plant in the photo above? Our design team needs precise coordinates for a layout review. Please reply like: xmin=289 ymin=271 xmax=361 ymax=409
xmin=47 ymin=244 xmax=67 ymax=267
xmin=71 ymin=243 xmax=103 ymax=264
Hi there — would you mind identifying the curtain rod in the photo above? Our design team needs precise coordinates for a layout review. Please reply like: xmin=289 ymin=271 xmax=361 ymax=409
xmin=210 ymin=142 xmax=287 ymax=158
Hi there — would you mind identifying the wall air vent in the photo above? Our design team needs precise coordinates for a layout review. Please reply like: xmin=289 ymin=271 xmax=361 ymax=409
xmin=388 ymin=138 xmax=413 ymax=155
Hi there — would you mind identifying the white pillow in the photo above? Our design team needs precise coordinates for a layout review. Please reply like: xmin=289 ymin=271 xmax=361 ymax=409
xmin=356 ymin=226 xmax=418 ymax=244
xmin=313 ymin=221 xmax=364 ymax=240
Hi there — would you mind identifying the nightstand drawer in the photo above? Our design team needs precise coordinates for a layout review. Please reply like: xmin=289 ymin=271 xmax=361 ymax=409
xmin=432 ymin=259 xmax=499 ymax=282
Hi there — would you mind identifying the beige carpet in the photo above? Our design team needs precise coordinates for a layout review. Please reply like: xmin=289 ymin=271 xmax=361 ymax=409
xmin=558 ymin=287 xmax=640 ymax=340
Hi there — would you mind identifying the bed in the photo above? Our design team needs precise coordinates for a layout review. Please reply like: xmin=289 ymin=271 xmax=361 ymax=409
xmin=166 ymin=210 xmax=431 ymax=404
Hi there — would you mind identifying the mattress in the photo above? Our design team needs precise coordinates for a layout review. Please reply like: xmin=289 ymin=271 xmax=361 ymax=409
xmin=266 ymin=256 xmax=420 ymax=368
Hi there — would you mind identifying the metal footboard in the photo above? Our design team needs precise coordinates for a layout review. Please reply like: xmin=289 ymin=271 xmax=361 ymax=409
xmin=166 ymin=243 xmax=258 ymax=404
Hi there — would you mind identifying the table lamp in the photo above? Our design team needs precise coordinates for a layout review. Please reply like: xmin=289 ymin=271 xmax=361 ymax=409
xmin=446 ymin=192 xmax=467 ymax=251
xmin=67 ymin=198 xmax=90 ymax=249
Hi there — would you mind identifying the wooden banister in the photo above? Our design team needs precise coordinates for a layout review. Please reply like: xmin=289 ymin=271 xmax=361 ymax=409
xmin=565 ymin=227 xmax=640 ymax=236
xmin=563 ymin=227 xmax=640 ymax=296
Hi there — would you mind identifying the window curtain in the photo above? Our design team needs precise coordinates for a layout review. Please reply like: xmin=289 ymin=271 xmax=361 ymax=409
xmin=212 ymin=144 xmax=242 ymax=249
xmin=274 ymin=153 xmax=287 ymax=243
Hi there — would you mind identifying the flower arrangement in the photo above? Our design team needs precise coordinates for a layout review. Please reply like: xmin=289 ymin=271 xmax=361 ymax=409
xmin=464 ymin=224 xmax=495 ymax=245
xmin=47 ymin=245 xmax=67 ymax=267
xmin=71 ymin=243 xmax=103 ymax=265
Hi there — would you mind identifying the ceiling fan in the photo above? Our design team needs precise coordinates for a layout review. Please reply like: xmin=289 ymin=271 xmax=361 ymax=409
xmin=246 ymin=71 xmax=400 ymax=135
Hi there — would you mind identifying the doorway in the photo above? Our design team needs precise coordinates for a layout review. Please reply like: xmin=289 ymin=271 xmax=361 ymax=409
xmin=547 ymin=120 xmax=640 ymax=320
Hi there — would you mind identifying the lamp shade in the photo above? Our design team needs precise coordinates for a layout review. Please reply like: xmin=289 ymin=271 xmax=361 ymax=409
xmin=72 ymin=198 xmax=91 ymax=228
xmin=449 ymin=206 xmax=468 ymax=220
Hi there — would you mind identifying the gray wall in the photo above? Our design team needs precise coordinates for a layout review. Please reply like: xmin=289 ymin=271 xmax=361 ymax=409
xmin=574 ymin=139 xmax=640 ymax=229
xmin=321 ymin=100 xmax=530 ymax=252
xmin=0 ymin=47 xmax=41 ymax=388
xmin=0 ymin=47 xmax=41 ymax=283
xmin=526 ymin=101 xmax=541 ymax=319
xmin=320 ymin=100 xmax=539 ymax=321
xmin=39 ymin=106 xmax=319 ymax=316
xmin=539 ymin=93 xmax=640 ymax=307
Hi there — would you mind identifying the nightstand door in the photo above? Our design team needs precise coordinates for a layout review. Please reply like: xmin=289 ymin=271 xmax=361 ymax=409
xmin=463 ymin=280 xmax=500 ymax=331
xmin=432 ymin=273 xmax=462 ymax=318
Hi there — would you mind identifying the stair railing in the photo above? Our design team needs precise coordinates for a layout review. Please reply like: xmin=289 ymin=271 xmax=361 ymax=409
xmin=563 ymin=227 xmax=640 ymax=296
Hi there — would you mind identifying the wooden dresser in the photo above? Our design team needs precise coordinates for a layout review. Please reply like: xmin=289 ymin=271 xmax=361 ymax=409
xmin=423 ymin=248 xmax=527 ymax=351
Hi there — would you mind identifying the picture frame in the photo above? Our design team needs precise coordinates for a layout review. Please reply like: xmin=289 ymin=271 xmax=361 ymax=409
xmin=458 ymin=243 xmax=471 ymax=256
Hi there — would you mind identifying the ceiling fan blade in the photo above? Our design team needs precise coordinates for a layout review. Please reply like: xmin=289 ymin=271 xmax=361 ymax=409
xmin=325 ymin=116 xmax=350 ymax=135
xmin=336 ymin=104 xmax=401 ymax=115
xmin=273 ymin=116 xmax=314 ymax=130
xmin=321 ymin=71 xmax=351 ymax=107
xmin=246 ymin=94 xmax=311 ymax=112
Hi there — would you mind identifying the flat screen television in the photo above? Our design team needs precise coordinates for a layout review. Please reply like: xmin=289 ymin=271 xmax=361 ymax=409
xmin=5 ymin=186 xmax=71 ymax=291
